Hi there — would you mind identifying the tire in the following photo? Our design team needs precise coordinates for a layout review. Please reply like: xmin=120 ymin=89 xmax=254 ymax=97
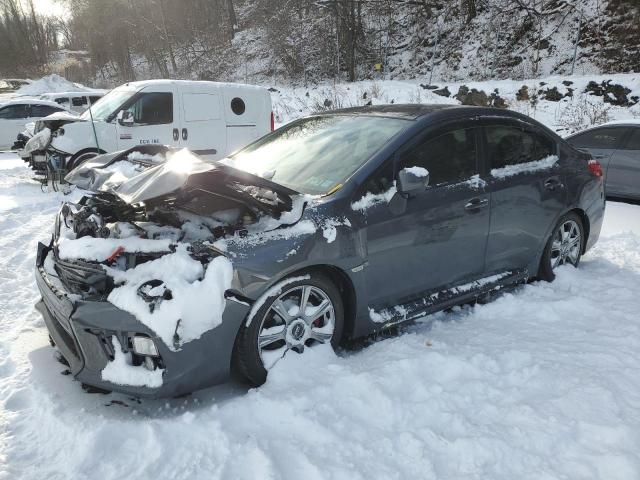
xmin=233 ymin=274 xmax=344 ymax=387
xmin=538 ymin=212 xmax=584 ymax=282
xmin=67 ymin=150 xmax=99 ymax=171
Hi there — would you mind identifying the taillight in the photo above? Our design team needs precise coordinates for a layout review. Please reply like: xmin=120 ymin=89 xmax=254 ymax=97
xmin=588 ymin=158 xmax=603 ymax=178
xmin=270 ymin=111 xmax=275 ymax=131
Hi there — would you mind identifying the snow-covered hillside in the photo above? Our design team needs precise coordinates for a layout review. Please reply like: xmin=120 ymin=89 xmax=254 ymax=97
xmin=1 ymin=151 xmax=640 ymax=477
xmin=271 ymin=73 xmax=640 ymax=135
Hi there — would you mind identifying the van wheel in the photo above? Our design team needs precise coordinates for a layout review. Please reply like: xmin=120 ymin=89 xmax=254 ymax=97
xmin=67 ymin=151 xmax=99 ymax=171
xmin=233 ymin=274 xmax=344 ymax=387
xmin=538 ymin=212 xmax=584 ymax=282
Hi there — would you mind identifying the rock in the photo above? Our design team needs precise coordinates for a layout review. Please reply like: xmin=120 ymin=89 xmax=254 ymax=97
xmin=489 ymin=89 xmax=507 ymax=108
xmin=268 ymin=87 xmax=280 ymax=93
xmin=584 ymin=80 xmax=637 ymax=106
xmin=539 ymin=86 xmax=563 ymax=102
xmin=323 ymin=98 xmax=333 ymax=108
xmin=455 ymin=85 xmax=489 ymax=106
xmin=516 ymin=85 xmax=529 ymax=101
xmin=419 ymin=84 xmax=439 ymax=90
xmin=562 ymin=80 xmax=574 ymax=86
xmin=362 ymin=91 xmax=367 ymax=99
xmin=433 ymin=86 xmax=451 ymax=97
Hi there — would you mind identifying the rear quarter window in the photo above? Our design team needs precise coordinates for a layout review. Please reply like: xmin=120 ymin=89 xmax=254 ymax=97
xmin=569 ymin=127 xmax=627 ymax=149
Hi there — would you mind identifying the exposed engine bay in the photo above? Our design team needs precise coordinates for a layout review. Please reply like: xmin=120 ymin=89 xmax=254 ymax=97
xmin=49 ymin=147 xmax=302 ymax=302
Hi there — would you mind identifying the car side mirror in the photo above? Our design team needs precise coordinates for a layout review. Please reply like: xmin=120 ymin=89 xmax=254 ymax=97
xmin=397 ymin=167 xmax=429 ymax=196
xmin=117 ymin=110 xmax=134 ymax=126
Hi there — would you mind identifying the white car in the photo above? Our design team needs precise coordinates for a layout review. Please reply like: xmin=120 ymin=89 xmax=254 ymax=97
xmin=38 ymin=91 xmax=107 ymax=114
xmin=0 ymin=98 xmax=66 ymax=150
xmin=25 ymin=80 xmax=274 ymax=170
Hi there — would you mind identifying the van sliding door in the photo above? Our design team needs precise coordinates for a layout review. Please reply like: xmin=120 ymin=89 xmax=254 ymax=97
xmin=180 ymin=89 xmax=225 ymax=160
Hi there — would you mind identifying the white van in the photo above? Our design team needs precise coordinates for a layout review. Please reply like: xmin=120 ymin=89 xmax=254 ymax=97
xmin=25 ymin=80 xmax=273 ymax=169
xmin=38 ymin=91 xmax=107 ymax=114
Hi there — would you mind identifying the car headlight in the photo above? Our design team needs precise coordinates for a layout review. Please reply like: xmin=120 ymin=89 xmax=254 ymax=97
xmin=24 ymin=128 xmax=52 ymax=154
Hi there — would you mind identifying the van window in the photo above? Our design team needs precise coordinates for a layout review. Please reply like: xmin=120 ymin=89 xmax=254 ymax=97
xmin=485 ymin=124 xmax=554 ymax=169
xmin=182 ymin=93 xmax=220 ymax=121
xmin=55 ymin=97 xmax=69 ymax=105
xmin=89 ymin=96 xmax=101 ymax=104
xmin=72 ymin=96 xmax=88 ymax=107
xmin=231 ymin=97 xmax=245 ymax=115
xmin=131 ymin=92 xmax=173 ymax=125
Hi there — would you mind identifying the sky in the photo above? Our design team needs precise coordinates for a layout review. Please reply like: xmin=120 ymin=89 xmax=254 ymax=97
xmin=32 ymin=0 xmax=68 ymax=18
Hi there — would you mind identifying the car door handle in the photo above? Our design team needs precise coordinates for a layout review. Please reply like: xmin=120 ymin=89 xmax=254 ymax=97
xmin=592 ymin=154 xmax=606 ymax=159
xmin=544 ymin=178 xmax=564 ymax=191
xmin=465 ymin=198 xmax=489 ymax=211
xmin=182 ymin=128 xmax=188 ymax=141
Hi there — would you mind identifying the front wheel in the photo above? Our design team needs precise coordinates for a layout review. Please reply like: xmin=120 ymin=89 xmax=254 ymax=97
xmin=538 ymin=212 xmax=584 ymax=281
xmin=233 ymin=274 xmax=344 ymax=387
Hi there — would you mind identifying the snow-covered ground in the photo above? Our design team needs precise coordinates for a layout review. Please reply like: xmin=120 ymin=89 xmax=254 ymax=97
xmin=1 ymin=147 xmax=640 ymax=479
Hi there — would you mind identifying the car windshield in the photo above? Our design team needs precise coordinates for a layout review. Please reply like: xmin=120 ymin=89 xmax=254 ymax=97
xmin=80 ymin=87 xmax=137 ymax=121
xmin=225 ymin=115 xmax=410 ymax=195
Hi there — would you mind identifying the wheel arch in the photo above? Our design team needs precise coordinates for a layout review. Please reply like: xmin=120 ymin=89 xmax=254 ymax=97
xmin=68 ymin=147 xmax=106 ymax=169
xmin=568 ymin=207 xmax=590 ymax=253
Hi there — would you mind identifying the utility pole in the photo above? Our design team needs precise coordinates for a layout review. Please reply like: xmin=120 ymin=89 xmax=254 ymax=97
xmin=570 ymin=7 xmax=583 ymax=75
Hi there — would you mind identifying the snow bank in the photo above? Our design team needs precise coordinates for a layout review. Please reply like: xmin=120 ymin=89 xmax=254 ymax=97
xmin=107 ymin=245 xmax=233 ymax=350
xmin=101 ymin=337 xmax=164 ymax=388
xmin=16 ymin=74 xmax=92 ymax=96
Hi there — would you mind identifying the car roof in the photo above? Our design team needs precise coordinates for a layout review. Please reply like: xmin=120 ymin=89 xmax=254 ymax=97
xmin=0 ymin=97 xmax=65 ymax=108
xmin=40 ymin=91 xmax=106 ymax=97
xmin=566 ymin=119 xmax=640 ymax=139
xmin=329 ymin=104 xmax=461 ymax=119
xmin=323 ymin=104 xmax=551 ymax=129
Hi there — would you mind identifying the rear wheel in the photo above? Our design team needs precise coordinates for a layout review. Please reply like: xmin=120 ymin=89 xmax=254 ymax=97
xmin=233 ymin=274 xmax=344 ymax=387
xmin=538 ymin=212 xmax=584 ymax=281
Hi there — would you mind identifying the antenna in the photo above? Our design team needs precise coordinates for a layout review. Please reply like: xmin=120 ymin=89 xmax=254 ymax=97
xmin=87 ymin=100 xmax=100 ymax=152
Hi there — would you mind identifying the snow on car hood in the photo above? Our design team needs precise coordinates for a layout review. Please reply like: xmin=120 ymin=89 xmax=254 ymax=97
xmin=65 ymin=147 xmax=298 ymax=216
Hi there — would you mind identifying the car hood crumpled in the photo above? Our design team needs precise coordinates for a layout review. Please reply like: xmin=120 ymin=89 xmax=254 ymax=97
xmin=65 ymin=147 xmax=297 ymax=216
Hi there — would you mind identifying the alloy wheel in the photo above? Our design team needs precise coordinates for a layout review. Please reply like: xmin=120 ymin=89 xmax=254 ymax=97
xmin=257 ymin=285 xmax=335 ymax=369
xmin=550 ymin=219 xmax=581 ymax=269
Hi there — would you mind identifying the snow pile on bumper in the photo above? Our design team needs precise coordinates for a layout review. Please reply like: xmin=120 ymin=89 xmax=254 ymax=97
xmin=106 ymin=244 xmax=233 ymax=350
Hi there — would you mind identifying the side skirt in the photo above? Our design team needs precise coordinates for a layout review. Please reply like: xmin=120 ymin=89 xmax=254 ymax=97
xmin=370 ymin=269 xmax=529 ymax=329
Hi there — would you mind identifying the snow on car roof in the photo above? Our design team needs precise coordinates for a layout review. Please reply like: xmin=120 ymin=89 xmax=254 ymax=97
xmin=0 ymin=97 xmax=65 ymax=108
xmin=39 ymin=90 xmax=107 ymax=98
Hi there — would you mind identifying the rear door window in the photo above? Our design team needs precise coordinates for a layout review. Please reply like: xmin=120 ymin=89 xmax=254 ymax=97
xmin=485 ymin=124 xmax=554 ymax=170
xmin=398 ymin=127 xmax=478 ymax=186
xmin=30 ymin=105 xmax=62 ymax=117
xmin=570 ymin=127 xmax=627 ymax=149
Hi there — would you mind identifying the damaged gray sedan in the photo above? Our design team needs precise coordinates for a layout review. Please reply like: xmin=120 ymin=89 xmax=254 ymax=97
xmin=35 ymin=105 xmax=604 ymax=397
